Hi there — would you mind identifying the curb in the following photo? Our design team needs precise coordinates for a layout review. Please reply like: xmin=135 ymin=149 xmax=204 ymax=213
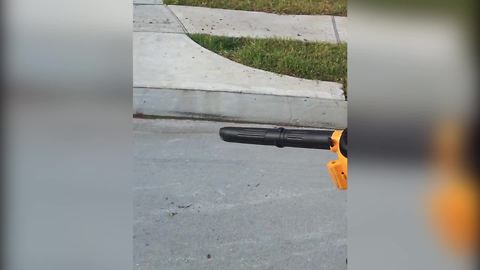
xmin=133 ymin=87 xmax=347 ymax=129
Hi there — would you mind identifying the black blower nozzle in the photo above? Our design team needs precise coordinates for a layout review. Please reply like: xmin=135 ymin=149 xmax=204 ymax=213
xmin=219 ymin=127 xmax=334 ymax=150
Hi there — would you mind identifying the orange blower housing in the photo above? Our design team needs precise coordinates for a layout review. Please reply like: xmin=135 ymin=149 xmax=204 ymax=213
xmin=327 ymin=130 xmax=348 ymax=190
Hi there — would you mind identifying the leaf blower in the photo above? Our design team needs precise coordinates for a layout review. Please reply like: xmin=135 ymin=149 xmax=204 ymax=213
xmin=219 ymin=127 xmax=348 ymax=190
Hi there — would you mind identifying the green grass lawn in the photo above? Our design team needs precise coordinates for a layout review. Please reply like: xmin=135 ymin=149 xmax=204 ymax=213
xmin=164 ymin=0 xmax=347 ymax=16
xmin=189 ymin=34 xmax=347 ymax=92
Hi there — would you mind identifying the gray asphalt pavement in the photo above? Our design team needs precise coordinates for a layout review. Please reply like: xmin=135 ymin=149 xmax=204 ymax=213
xmin=134 ymin=119 xmax=347 ymax=270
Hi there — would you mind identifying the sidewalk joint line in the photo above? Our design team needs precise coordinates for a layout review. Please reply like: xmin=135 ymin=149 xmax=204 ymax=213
xmin=331 ymin=16 xmax=341 ymax=44
xmin=164 ymin=5 xmax=188 ymax=34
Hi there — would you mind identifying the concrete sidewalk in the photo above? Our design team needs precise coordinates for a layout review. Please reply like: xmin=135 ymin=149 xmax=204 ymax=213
xmin=169 ymin=5 xmax=347 ymax=43
xmin=133 ymin=4 xmax=347 ymax=43
xmin=134 ymin=4 xmax=184 ymax=33
xmin=134 ymin=32 xmax=343 ymax=100
xmin=133 ymin=3 xmax=347 ymax=128
xmin=133 ymin=0 xmax=163 ymax=4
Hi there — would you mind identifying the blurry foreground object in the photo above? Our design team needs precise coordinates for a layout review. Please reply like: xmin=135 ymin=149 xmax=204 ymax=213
xmin=349 ymin=0 xmax=477 ymax=269
xmin=3 ymin=0 xmax=132 ymax=270
xmin=429 ymin=121 xmax=478 ymax=255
